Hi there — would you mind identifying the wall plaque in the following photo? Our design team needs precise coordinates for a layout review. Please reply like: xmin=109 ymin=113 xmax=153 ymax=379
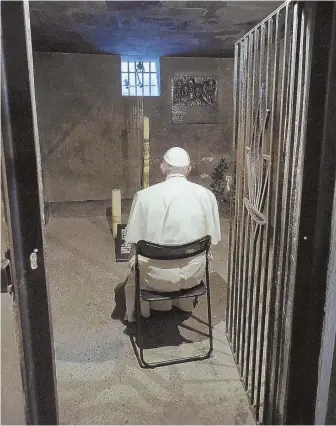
xmin=171 ymin=75 xmax=219 ymax=124
xmin=115 ymin=224 xmax=131 ymax=262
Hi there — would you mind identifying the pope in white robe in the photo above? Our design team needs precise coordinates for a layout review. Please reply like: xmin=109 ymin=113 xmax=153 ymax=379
xmin=124 ymin=147 xmax=221 ymax=322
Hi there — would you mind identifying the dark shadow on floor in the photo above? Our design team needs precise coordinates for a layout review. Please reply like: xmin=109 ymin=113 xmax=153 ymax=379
xmin=106 ymin=206 xmax=112 ymax=229
xmin=111 ymin=272 xmax=227 ymax=350
xmin=111 ymin=279 xmax=127 ymax=321
xmin=124 ymin=308 xmax=195 ymax=349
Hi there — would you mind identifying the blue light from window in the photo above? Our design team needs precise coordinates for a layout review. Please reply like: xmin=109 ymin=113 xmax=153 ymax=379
xmin=121 ymin=59 xmax=160 ymax=97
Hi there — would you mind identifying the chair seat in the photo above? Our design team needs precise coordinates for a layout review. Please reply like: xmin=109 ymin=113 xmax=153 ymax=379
xmin=140 ymin=281 xmax=206 ymax=302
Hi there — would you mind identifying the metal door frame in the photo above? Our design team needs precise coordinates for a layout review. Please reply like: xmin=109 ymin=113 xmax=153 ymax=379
xmin=1 ymin=1 xmax=58 ymax=423
xmin=286 ymin=2 xmax=336 ymax=423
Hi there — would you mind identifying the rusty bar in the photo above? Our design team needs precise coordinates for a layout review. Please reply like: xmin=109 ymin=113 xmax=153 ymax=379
xmin=244 ymin=21 xmax=266 ymax=392
xmin=226 ymin=42 xmax=240 ymax=336
xmin=244 ymin=22 xmax=264 ymax=390
xmin=239 ymin=33 xmax=255 ymax=372
xmin=269 ymin=3 xmax=299 ymax=420
xmin=252 ymin=28 xmax=260 ymax=125
xmin=236 ymin=33 xmax=253 ymax=365
xmin=233 ymin=39 xmax=248 ymax=353
xmin=256 ymin=10 xmax=281 ymax=419
xmin=250 ymin=223 xmax=265 ymax=405
xmin=228 ymin=42 xmax=241 ymax=340
xmin=241 ymin=28 xmax=259 ymax=377
xmin=240 ymin=211 xmax=252 ymax=376
xmin=235 ymin=42 xmax=249 ymax=354
xmin=246 ymin=28 xmax=259 ymax=204
xmin=244 ymin=223 xmax=260 ymax=390
xmin=230 ymin=45 xmax=242 ymax=342
xmin=236 ymin=207 xmax=247 ymax=364
xmin=276 ymin=5 xmax=307 ymax=414
xmin=230 ymin=43 xmax=243 ymax=342
xmin=253 ymin=24 xmax=265 ymax=205
xmin=263 ymin=3 xmax=293 ymax=422
xmin=249 ymin=20 xmax=267 ymax=406
xmin=250 ymin=17 xmax=273 ymax=411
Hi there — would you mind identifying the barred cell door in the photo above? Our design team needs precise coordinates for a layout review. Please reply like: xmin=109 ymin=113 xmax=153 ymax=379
xmin=226 ymin=1 xmax=315 ymax=423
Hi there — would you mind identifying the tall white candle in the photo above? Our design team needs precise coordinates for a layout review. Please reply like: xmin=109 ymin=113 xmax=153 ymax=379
xmin=111 ymin=189 xmax=121 ymax=239
xmin=143 ymin=116 xmax=149 ymax=140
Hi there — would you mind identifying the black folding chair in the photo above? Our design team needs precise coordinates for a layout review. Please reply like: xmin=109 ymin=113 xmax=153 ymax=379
xmin=133 ymin=235 xmax=213 ymax=368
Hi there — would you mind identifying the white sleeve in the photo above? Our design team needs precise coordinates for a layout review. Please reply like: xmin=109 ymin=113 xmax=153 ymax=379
xmin=125 ymin=192 xmax=146 ymax=244
xmin=209 ymin=193 xmax=221 ymax=245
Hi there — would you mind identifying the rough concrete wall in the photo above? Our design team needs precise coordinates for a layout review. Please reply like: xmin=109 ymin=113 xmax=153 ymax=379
xmin=34 ymin=52 xmax=140 ymax=202
xmin=145 ymin=57 xmax=233 ymax=189
xmin=33 ymin=52 xmax=233 ymax=202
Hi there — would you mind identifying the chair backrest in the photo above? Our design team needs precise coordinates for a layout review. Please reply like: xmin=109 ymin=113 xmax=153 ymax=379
xmin=136 ymin=235 xmax=211 ymax=261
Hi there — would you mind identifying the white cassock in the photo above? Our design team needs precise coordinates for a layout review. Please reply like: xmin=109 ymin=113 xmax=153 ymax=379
xmin=124 ymin=173 xmax=221 ymax=322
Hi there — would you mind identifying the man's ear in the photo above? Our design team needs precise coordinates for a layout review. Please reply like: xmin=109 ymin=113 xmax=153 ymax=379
xmin=186 ymin=165 xmax=192 ymax=175
xmin=160 ymin=162 xmax=166 ymax=175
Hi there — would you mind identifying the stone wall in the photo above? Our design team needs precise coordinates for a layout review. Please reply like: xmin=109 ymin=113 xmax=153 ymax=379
xmin=33 ymin=52 xmax=233 ymax=202
xmin=144 ymin=57 xmax=233 ymax=189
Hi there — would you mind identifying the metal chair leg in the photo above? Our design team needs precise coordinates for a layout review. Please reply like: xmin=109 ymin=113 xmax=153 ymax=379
xmin=206 ymin=283 xmax=213 ymax=355
xmin=133 ymin=253 xmax=213 ymax=368
xmin=206 ymin=262 xmax=213 ymax=355
xmin=133 ymin=295 xmax=213 ymax=368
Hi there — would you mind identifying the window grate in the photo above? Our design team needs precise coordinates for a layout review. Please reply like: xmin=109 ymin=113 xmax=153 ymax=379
xmin=121 ymin=60 xmax=159 ymax=97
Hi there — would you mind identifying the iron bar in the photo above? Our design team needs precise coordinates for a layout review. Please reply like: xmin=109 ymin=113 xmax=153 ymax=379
xmin=256 ymin=11 xmax=280 ymax=418
xmin=240 ymin=32 xmax=256 ymax=375
xmin=255 ymin=24 xmax=266 ymax=204
xmin=276 ymin=6 xmax=306 ymax=414
xmin=263 ymin=4 xmax=294 ymax=422
xmin=232 ymin=40 xmax=247 ymax=353
xmin=236 ymin=203 xmax=247 ymax=364
xmin=240 ymin=212 xmax=252 ymax=376
xmin=270 ymin=5 xmax=299 ymax=417
xmin=244 ymin=224 xmax=260 ymax=390
xmin=243 ymin=25 xmax=263 ymax=390
xmin=226 ymin=43 xmax=238 ymax=333
xmin=250 ymin=224 xmax=265 ymax=404
xmin=229 ymin=42 xmax=243 ymax=341
xmin=236 ymin=34 xmax=253 ymax=365
xmin=244 ymin=23 xmax=266 ymax=395
xmin=234 ymin=39 xmax=248 ymax=353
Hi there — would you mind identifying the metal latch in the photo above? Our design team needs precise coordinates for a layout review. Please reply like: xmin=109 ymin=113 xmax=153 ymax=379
xmin=30 ymin=249 xmax=38 ymax=270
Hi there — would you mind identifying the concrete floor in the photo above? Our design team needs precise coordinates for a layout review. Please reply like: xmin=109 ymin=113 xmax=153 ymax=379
xmin=1 ymin=204 xmax=254 ymax=425
xmin=1 ymin=294 xmax=26 ymax=424
xmin=43 ymin=206 xmax=254 ymax=425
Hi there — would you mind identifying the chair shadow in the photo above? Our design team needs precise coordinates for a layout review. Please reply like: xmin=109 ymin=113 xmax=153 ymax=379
xmin=124 ymin=309 xmax=196 ymax=349
xmin=111 ymin=272 xmax=227 ymax=351
xmin=111 ymin=280 xmax=194 ymax=348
